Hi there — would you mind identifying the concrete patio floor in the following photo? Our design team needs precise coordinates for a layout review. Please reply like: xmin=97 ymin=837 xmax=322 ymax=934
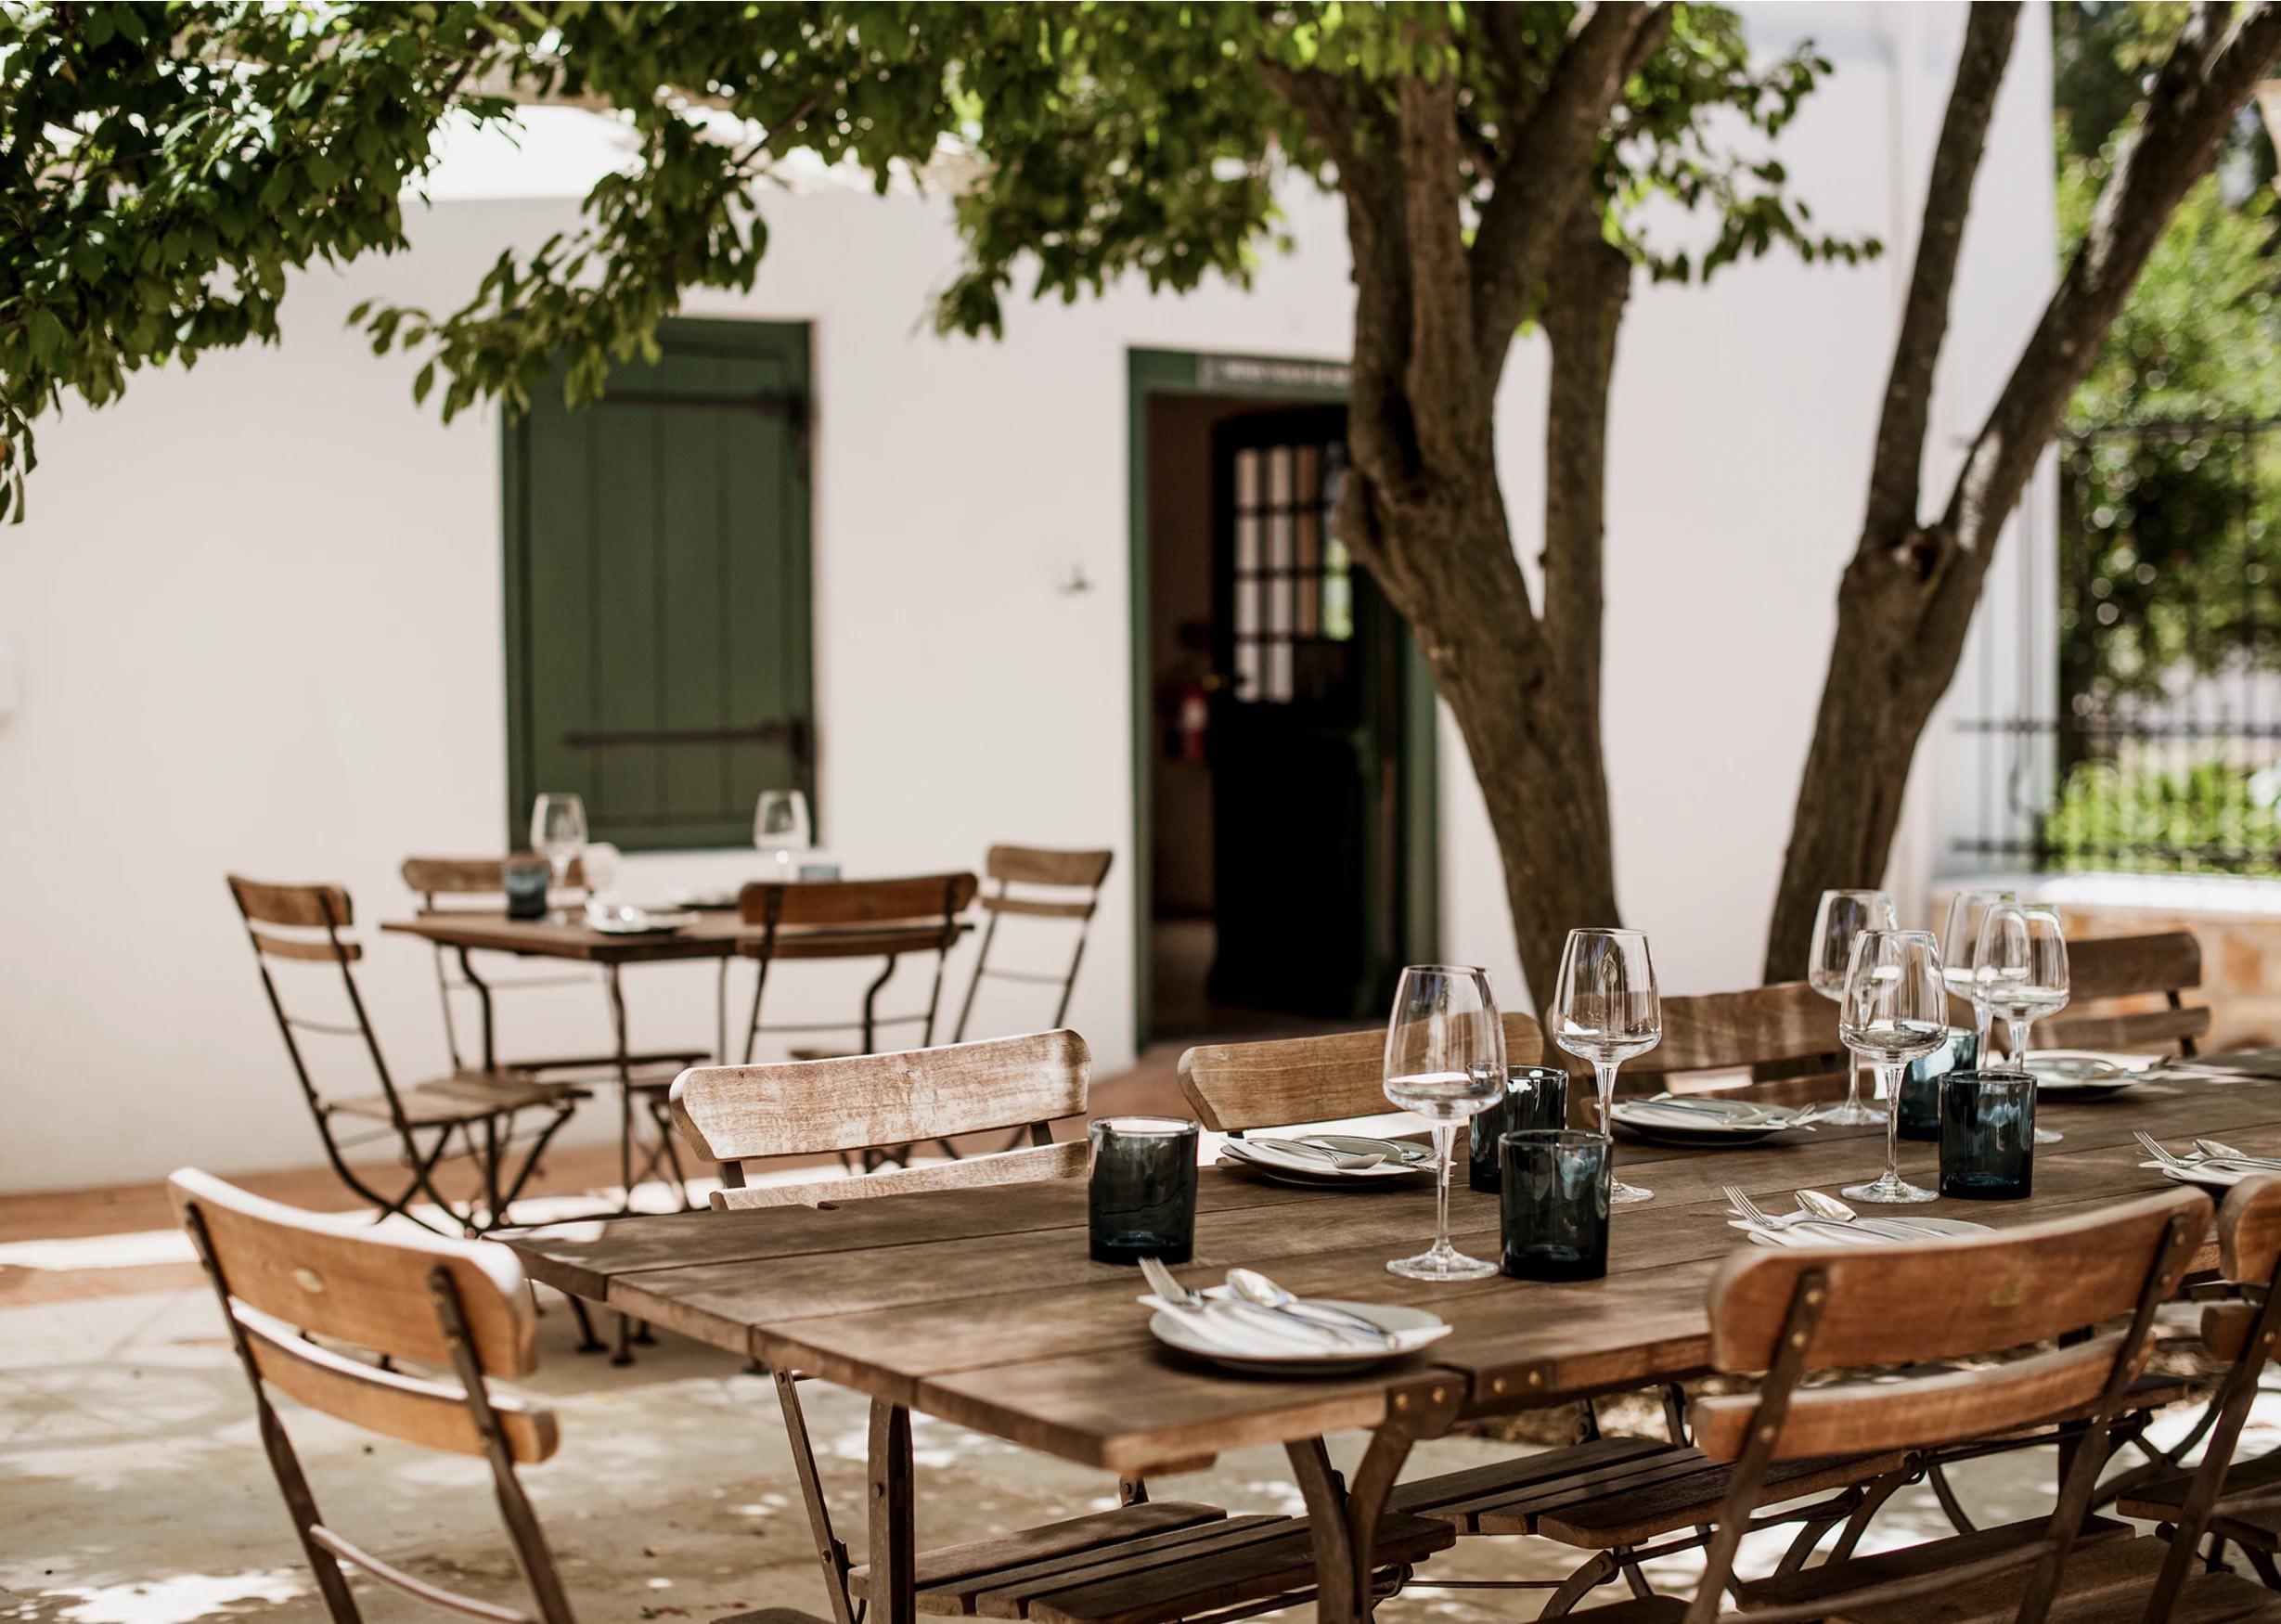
xmin=6 ymin=1043 xmax=2276 ymax=1621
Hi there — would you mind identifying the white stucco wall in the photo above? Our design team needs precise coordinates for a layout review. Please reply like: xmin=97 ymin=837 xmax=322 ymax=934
xmin=0 ymin=2 xmax=2055 ymax=1192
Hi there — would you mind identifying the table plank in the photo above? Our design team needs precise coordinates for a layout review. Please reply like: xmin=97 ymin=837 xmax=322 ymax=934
xmin=494 ymin=1077 xmax=2281 ymax=1475
xmin=383 ymin=910 xmax=968 ymax=966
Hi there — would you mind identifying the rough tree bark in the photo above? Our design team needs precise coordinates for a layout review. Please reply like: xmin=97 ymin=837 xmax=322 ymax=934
xmin=1763 ymin=0 xmax=2281 ymax=980
xmin=1264 ymin=3 xmax=1665 ymax=998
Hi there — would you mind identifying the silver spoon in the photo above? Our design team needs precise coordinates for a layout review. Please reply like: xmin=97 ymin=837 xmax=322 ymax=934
xmin=2194 ymin=1139 xmax=2281 ymax=1169
xmin=1225 ymin=1268 xmax=1396 ymax=1341
xmin=1796 ymin=1189 xmax=1950 ymax=1240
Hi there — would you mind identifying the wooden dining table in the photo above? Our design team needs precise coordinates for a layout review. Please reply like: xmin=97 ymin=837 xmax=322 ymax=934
xmin=382 ymin=909 xmax=972 ymax=1201
xmin=495 ymin=1076 xmax=2281 ymax=1624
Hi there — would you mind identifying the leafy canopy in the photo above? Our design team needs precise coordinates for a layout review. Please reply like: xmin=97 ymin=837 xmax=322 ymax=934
xmin=0 ymin=1 xmax=1861 ymax=520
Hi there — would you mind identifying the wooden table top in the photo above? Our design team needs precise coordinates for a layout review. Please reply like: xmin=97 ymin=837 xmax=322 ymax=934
xmin=383 ymin=910 xmax=969 ymax=965
xmin=496 ymin=1077 xmax=2279 ymax=1476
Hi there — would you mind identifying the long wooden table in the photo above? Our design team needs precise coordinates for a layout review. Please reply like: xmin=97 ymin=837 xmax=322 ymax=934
xmin=496 ymin=1078 xmax=2281 ymax=1623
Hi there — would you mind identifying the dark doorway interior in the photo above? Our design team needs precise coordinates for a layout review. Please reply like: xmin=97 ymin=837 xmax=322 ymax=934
xmin=1144 ymin=393 xmax=1416 ymax=1041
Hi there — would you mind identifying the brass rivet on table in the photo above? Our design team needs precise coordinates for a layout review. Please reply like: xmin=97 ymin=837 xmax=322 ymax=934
xmin=1393 ymin=1394 xmax=1409 ymax=1411
xmin=1526 ymin=1370 xmax=1543 ymax=1387
xmin=1789 ymin=1331 xmax=1808 ymax=1347
xmin=1431 ymin=1386 xmax=1447 ymax=1403
xmin=1490 ymin=1376 xmax=1508 ymax=1396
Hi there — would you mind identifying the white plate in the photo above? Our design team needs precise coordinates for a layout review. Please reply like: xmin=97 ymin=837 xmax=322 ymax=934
xmin=2025 ymin=1052 xmax=2145 ymax=1099
xmin=1143 ymin=1292 xmax=1450 ymax=1375
xmin=2144 ymin=1160 xmax=2281 ymax=1191
xmin=1733 ymin=1216 xmax=1992 ymax=1248
xmin=1611 ymin=1097 xmax=1815 ymax=1146
xmin=1218 ymin=1135 xmax=1435 ymax=1185
xmin=587 ymin=908 xmax=701 ymax=935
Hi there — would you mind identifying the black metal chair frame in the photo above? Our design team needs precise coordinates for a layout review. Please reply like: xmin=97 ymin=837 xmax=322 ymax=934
xmin=179 ymin=1192 xmax=576 ymax=1624
xmin=230 ymin=881 xmax=577 ymax=1239
xmin=405 ymin=859 xmax=708 ymax=1209
xmin=949 ymin=851 xmax=1113 ymax=1041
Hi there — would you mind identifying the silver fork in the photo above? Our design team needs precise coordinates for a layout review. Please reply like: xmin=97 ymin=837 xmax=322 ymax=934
xmin=1723 ymin=1184 xmax=1875 ymax=1245
xmin=1139 ymin=1255 xmax=1372 ymax=1347
xmin=2134 ymin=1129 xmax=2191 ymax=1167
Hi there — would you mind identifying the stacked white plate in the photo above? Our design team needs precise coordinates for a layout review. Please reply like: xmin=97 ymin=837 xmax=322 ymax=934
xmin=1609 ymin=1096 xmax=1816 ymax=1147
xmin=1217 ymin=1135 xmax=1434 ymax=1186
xmin=1140 ymin=1284 xmax=1450 ymax=1374
xmin=1730 ymin=1215 xmax=1991 ymax=1248
xmin=2024 ymin=1052 xmax=2146 ymax=1101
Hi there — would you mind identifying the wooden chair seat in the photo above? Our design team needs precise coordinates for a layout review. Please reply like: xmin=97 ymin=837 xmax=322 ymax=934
xmin=845 ymin=1501 xmax=1450 ymax=1623
xmin=2118 ymin=1447 xmax=2281 ymax=1538
xmin=1763 ymin=1530 xmax=2281 ymax=1624
xmin=329 ymin=1070 xmax=586 ymax=1126
xmin=1388 ymin=1434 xmax=1903 ymax=1548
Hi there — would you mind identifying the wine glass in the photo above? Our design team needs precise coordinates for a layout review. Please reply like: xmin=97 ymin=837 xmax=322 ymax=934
xmin=1976 ymin=903 xmax=2070 ymax=1145
xmin=1807 ymin=889 xmax=1899 ymax=1125
xmin=1551 ymin=928 xmax=1661 ymax=1205
xmin=1837 ymin=929 xmax=1949 ymax=1205
xmin=1940 ymin=888 xmax=2019 ymax=1056
xmin=530 ymin=793 xmax=587 ymax=921
xmin=754 ymin=789 xmax=813 ymax=875
xmin=1382 ymin=965 xmax=1507 ymax=1281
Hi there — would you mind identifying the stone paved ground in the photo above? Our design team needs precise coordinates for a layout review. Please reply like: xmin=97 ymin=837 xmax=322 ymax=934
xmin=10 ymin=1264 xmax=2275 ymax=1624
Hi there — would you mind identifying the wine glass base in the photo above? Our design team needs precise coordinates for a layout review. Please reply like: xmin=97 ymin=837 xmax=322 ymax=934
xmin=1387 ymin=1246 xmax=1499 ymax=1282
xmin=1841 ymin=1176 xmax=1938 ymax=1205
xmin=2033 ymin=1128 xmax=2063 ymax=1144
xmin=1813 ymin=1100 xmax=1887 ymax=1127
xmin=1611 ymin=1179 xmax=1654 ymax=1205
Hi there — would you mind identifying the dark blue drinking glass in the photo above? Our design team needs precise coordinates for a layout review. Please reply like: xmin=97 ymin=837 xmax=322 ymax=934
xmin=1470 ymin=1066 xmax=1570 ymax=1192
xmin=1899 ymin=1027 xmax=1978 ymax=1141
xmin=1500 ymin=1130 xmax=1611 ymax=1282
xmin=1939 ymin=1070 xmax=2035 ymax=1200
xmin=503 ymin=857 xmax=550 ymax=922
xmin=1088 ymin=1116 xmax=1201 ymax=1264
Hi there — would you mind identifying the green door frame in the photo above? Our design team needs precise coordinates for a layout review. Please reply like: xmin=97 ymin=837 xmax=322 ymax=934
xmin=1127 ymin=346 xmax=1440 ymax=1048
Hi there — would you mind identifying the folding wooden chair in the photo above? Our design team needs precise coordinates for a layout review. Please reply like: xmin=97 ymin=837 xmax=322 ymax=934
xmin=1581 ymin=1188 xmax=2278 ymax=1624
xmin=228 ymin=875 xmax=582 ymax=1237
xmin=2043 ymin=929 xmax=2210 ymax=1056
xmin=2118 ymin=1173 xmax=2281 ymax=1609
xmin=950 ymin=845 xmax=1115 ymax=1040
xmin=670 ymin=1032 xmax=1450 ymax=1624
xmin=402 ymin=855 xmax=710 ymax=1203
xmin=739 ymin=872 xmax=977 ymax=1062
xmin=1178 ymin=1012 xmax=1547 ymax=1134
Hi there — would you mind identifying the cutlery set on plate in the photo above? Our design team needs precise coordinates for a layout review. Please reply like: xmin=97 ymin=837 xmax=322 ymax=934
xmin=1721 ymin=1183 xmax=1990 ymax=1246
xmin=1136 ymin=1255 xmax=1451 ymax=1373
xmin=1216 ymin=1134 xmax=1435 ymax=1184
xmin=2135 ymin=1130 xmax=2281 ymax=1189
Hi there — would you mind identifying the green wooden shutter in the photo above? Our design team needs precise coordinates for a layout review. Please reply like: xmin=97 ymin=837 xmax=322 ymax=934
xmin=504 ymin=319 xmax=813 ymax=851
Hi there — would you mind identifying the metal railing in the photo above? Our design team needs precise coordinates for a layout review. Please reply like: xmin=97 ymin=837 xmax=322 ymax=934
xmin=1952 ymin=419 xmax=2281 ymax=875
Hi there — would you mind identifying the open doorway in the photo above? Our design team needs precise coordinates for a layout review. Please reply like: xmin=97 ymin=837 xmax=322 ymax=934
xmin=1130 ymin=351 xmax=1437 ymax=1046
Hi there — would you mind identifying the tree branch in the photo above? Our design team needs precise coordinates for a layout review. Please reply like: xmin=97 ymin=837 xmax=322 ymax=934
xmin=1469 ymin=2 xmax=1663 ymax=385
xmin=1941 ymin=0 xmax=2281 ymax=560
xmin=1398 ymin=70 xmax=1482 ymax=470
xmin=1861 ymin=2 xmax=2019 ymax=542
xmin=1541 ymin=200 xmax=1631 ymax=700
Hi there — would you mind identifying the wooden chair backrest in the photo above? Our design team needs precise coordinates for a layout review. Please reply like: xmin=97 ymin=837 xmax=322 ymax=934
xmin=1619 ymin=980 xmax=1835 ymax=1077
xmin=1178 ymin=1014 xmax=1544 ymax=1133
xmin=983 ymin=845 xmax=1114 ymax=919
xmin=711 ymin=1141 xmax=1089 ymax=1211
xmin=739 ymin=872 xmax=978 ymax=929
xmin=1694 ymin=1188 xmax=2206 ymax=1463
xmin=169 ymin=1169 xmax=557 ymax=1463
xmin=401 ymin=853 xmax=585 ymax=904
xmin=673 ymin=1029 xmax=1089 ymax=1187
xmin=2220 ymin=1173 xmax=2281 ymax=1283
xmin=2037 ymin=929 xmax=2209 ymax=1053
xmin=227 ymin=874 xmax=363 ymax=962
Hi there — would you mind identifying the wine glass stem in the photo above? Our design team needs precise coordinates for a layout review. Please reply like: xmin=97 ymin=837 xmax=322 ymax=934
xmin=1431 ymin=1122 xmax=1456 ymax=1251
xmin=2011 ymin=1018 xmax=2033 ymax=1069
xmin=1878 ymin=1063 xmax=1902 ymax=1183
xmin=1845 ymin=1057 xmax=1865 ymax=1111
xmin=1593 ymin=1062 xmax=1618 ymax=1135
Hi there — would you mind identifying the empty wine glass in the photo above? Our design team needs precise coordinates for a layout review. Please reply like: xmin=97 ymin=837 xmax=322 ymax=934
xmin=530 ymin=793 xmax=587 ymax=921
xmin=1977 ymin=903 xmax=2070 ymax=1145
xmin=1837 ymin=929 xmax=1948 ymax=1205
xmin=1383 ymin=965 xmax=1507 ymax=1281
xmin=1552 ymin=928 xmax=1660 ymax=1205
xmin=1940 ymin=888 xmax=2019 ymax=1055
xmin=754 ymin=789 xmax=812 ymax=874
xmin=1807 ymin=889 xmax=1899 ymax=1125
